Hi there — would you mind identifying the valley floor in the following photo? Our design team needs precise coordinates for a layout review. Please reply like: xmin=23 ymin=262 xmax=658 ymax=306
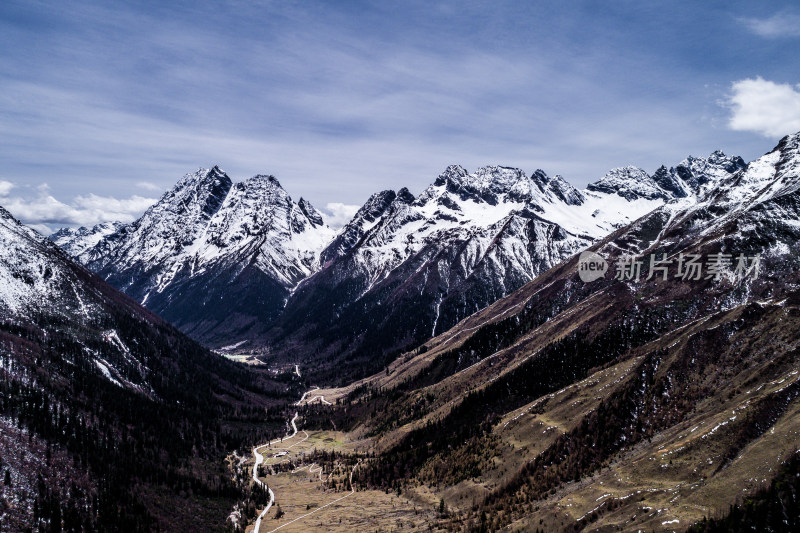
xmin=246 ymin=425 xmax=444 ymax=532
xmin=279 ymin=324 xmax=800 ymax=532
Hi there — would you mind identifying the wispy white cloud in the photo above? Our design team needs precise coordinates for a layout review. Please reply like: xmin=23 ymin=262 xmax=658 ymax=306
xmin=1 ymin=183 xmax=155 ymax=233
xmin=0 ymin=180 xmax=13 ymax=196
xmin=322 ymin=202 xmax=360 ymax=229
xmin=72 ymin=193 xmax=155 ymax=221
xmin=739 ymin=13 xmax=800 ymax=38
xmin=136 ymin=181 xmax=162 ymax=192
xmin=726 ymin=77 xmax=800 ymax=138
xmin=1 ymin=0 xmax=795 ymax=210
xmin=28 ymin=224 xmax=55 ymax=235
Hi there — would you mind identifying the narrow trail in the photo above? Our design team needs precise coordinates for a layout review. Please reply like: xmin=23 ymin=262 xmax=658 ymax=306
xmin=295 ymin=386 xmax=332 ymax=406
xmin=291 ymin=462 xmax=326 ymax=482
xmin=305 ymin=395 xmax=332 ymax=405
xmin=252 ymin=413 xmax=299 ymax=533
xmin=295 ymin=387 xmax=319 ymax=406
xmin=251 ymin=381 xmax=335 ymax=533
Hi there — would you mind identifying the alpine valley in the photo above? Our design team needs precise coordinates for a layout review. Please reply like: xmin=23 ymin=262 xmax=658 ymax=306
xmin=2 ymin=132 xmax=798 ymax=532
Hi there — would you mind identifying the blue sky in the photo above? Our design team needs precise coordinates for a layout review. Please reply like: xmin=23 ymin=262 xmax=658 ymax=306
xmin=1 ymin=0 xmax=800 ymax=231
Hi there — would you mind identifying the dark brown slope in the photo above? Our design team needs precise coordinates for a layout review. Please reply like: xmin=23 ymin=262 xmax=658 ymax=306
xmin=0 ymin=205 xmax=296 ymax=532
xmin=297 ymin=133 xmax=800 ymax=532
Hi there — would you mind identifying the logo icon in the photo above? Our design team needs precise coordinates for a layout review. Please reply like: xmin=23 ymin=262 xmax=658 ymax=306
xmin=578 ymin=251 xmax=608 ymax=282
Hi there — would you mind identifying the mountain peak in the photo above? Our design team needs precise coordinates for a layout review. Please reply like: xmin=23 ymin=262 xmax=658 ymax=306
xmin=706 ymin=150 xmax=746 ymax=173
xmin=233 ymin=173 xmax=284 ymax=192
xmin=586 ymin=166 xmax=666 ymax=201
xmin=529 ymin=169 xmax=585 ymax=205
xmin=319 ymin=189 xmax=403 ymax=265
xmin=433 ymin=164 xmax=469 ymax=188
xmin=548 ymin=173 xmax=586 ymax=205
xmin=583 ymin=156 xmax=743 ymax=202
xmin=161 ymin=167 xmax=233 ymax=219
xmin=395 ymin=187 xmax=416 ymax=204
xmin=0 ymin=203 xmax=62 ymax=316
xmin=182 ymin=165 xmax=229 ymax=189
xmin=355 ymin=190 xmax=399 ymax=220
xmin=472 ymin=165 xmax=528 ymax=192
xmin=776 ymin=131 xmax=800 ymax=154
xmin=180 ymin=165 xmax=226 ymax=188
xmin=298 ymin=197 xmax=324 ymax=227
xmin=50 ymin=221 xmax=127 ymax=258
xmin=672 ymin=151 xmax=746 ymax=193
xmin=651 ymin=165 xmax=689 ymax=198
xmin=430 ymin=165 xmax=535 ymax=206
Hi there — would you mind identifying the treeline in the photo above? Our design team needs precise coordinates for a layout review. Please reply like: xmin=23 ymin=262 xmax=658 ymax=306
xmin=301 ymin=288 xmax=613 ymax=436
xmin=478 ymin=350 xmax=677 ymax=528
xmin=688 ymin=450 xmax=800 ymax=532
xmin=397 ymin=287 xmax=574 ymax=393
xmin=296 ymin=275 xmax=583 ymax=387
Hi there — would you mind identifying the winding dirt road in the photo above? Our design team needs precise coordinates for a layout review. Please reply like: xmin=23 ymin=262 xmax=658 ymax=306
xmin=251 ymin=386 xmax=354 ymax=533
xmin=251 ymin=413 xmax=299 ymax=533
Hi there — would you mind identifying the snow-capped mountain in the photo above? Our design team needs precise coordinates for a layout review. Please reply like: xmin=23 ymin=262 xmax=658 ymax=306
xmin=73 ymin=166 xmax=335 ymax=344
xmin=269 ymin=152 xmax=745 ymax=378
xmin=555 ymin=132 xmax=800 ymax=290
xmin=1 ymin=205 xmax=73 ymax=318
xmin=50 ymin=221 xmax=127 ymax=258
xmin=584 ymin=152 xmax=742 ymax=202
xmin=58 ymin=150 xmax=744 ymax=365
xmin=332 ymin=133 xmax=800 ymax=533
xmin=640 ymin=131 xmax=800 ymax=272
xmin=0 ymin=204 xmax=157 ymax=392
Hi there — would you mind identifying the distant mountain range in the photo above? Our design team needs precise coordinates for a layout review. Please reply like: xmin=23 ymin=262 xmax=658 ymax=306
xmin=53 ymin=150 xmax=746 ymax=379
